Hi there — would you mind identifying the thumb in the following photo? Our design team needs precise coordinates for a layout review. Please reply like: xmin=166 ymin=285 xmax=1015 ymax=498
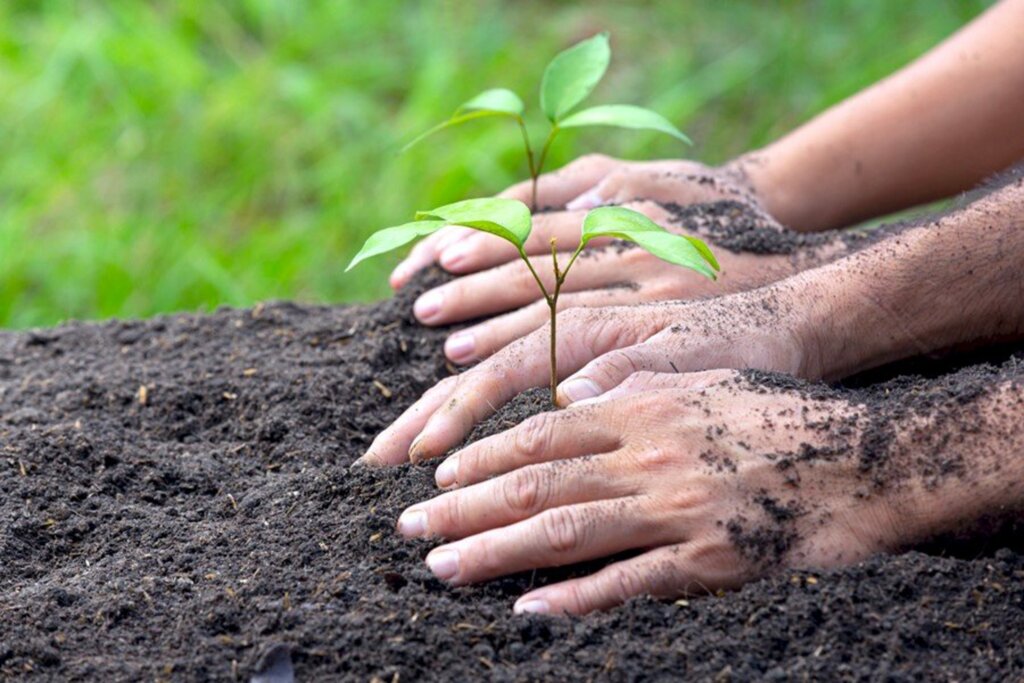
xmin=570 ymin=369 xmax=739 ymax=406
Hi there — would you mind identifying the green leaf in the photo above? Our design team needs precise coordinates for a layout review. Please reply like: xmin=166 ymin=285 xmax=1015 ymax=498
xmin=558 ymin=104 xmax=691 ymax=143
xmin=540 ymin=32 xmax=611 ymax=122
xmin=416 ymin=197 xmax=532 ymax=248
xmin=401 ymin=111 xmax=506 ymax=153
xmin=683 ymin=235 xmax=720 ymax=272
xmin=457 ymin=88 xmax=524 ymax=116
xmin=345 ymin=220 xmax=445 ymax=272
xmin=401 ymin=89 xmax=523 ymax=153
xmin=581 ymin=206 xmax=718 ymax=279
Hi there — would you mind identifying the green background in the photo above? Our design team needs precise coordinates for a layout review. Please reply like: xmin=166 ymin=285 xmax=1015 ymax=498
xmin=0 ymin=0 xmax=988 ymax=329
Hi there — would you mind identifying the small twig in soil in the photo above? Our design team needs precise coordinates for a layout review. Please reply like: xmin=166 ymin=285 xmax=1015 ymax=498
xmin=372 ymin=379 xmax=393 ymax=399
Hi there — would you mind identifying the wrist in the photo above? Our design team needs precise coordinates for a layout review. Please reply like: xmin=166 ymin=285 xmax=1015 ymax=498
xmin=727 ymin=147 xmax=817 ymax=232
xmin=883 ymin=382 xmax=1024 ymax=546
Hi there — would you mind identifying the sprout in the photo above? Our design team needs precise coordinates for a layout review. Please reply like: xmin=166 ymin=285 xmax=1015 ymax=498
xmin=347 ymin=198 xmax=719 ymax=405
xmin=402 ymin=33 xmax=691 ymax=211
xmin=348 ymin=33 xmax=717 ymax=406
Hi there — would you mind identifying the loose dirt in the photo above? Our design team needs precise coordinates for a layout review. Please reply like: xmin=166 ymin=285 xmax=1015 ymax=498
xmin=1 ymin=270 xmax=1021 ymax=681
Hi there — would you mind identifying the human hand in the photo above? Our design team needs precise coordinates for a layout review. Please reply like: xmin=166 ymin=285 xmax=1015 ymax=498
xmin=388 ymin=154 xmax=768 ymax=290
xmin=405 ymin=199 xmax=797 ymax=365
xmin=394 ymin=370 xmax=903 ymax=614
xmin=358 ymin=280 xmax=826 ymax=467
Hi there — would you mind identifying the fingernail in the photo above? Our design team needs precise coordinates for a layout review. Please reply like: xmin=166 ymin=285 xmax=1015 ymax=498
xmin=390 ymin=262 xmax=411 ymax=288
xmin=414 ymin=290 xmax=444 ymax=322
xmin=426 ymin=548 xmax=459 ymax=581
xmin=514 ymin=598 xmax=550 ymax=615
xmin=352 ymin=451 xmax=382 ymax=468
xmin=440 ymin=241 xmax=472 ymax=270
xmin=397 ymin=509 xmax=428 ymax=538
xmin=559 ymin=377 xmax=602 ymax=403
xmin=435 ymin=456 xmax=458 ymax=488
xmin=566 ymin=189 xmax=603 ymax=211
xmin=444 ymin=332 xmax=475 ymax=362
xmin=408 ymin=434 xmax=428 ymax=463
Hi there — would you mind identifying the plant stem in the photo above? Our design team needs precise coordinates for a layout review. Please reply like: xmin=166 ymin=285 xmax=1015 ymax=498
xmin=519 ymin=248 xmax=551 ymax=306
xmin=544 ymin=240 xmax=584 ymax=406
xmin=531 ymin=126 xmax=559 ymax=213
xmin=517 ymin=118 xmax=538 ymax=211
xmin=548 ymin=240 xmax=561 ymax=405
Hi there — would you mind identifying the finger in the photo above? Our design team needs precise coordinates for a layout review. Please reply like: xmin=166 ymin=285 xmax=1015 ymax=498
xmin=355 ymin=375 xmax=459 ymax=466
xmin=400 ymin=450 xmax=629 ymax=540
xmin=439 ymin=209 xmax=599 ymax=273
xmin=556 ymin=340 xmax=680 ymax=405
xmin=432 ymin=404 xmax=623 ymax=488
xmin=567 ymin=164 xmax=723 ymax=212
xmin=408 ymin=306 xmax=665 ymax=463
xmin=389 ymin=225 xmax=474 ymax=289
xmin=498 ymin=154 xmax=619 ymax=208
xmin=414 ymin=247 xmax=647 ymax=327
xmin=422 ymin=497 xmax=667 ymax=585
xmin=513 ymin=544 xmax=711 ymax=615
xmin=444 ymin=287 xmax=653 ymax=365
xmin=573 ymin=369 xmax=740 ymax=406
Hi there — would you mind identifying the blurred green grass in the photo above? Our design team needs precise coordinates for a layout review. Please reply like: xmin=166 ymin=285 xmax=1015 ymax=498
xmin=0 ymin=0 xmax=987 ymax=329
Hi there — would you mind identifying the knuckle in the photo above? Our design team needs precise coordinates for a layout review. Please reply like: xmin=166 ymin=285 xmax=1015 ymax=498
xmin=435 ymin=493 xmax=464 ymax=535
xmin=574 ymin=153 xmax=612 ymax=169
xmin=436 ymin=375 xmax=459 ymax=392
xmin=635 ymin=444 xmax=673 ymax=470
xmin=596 ymin=349 xmax=646 ymax=382
xmin=646 ymin=279 xmax=681 ymax=300
xmin=515 ymin=412 xmax=557 ymax=458
xmin=501 ymin=465 xmax=548 ymax=514
xmin=599 ymin=168 xmax=630 ymax=194
xmin=511 ymin=264 xmax=544 ymax=299
xmin=539 ymin=507 xmax=585 ymax=554
xmin=609 ymin=565 xmax=647 ymax=602
xmin=668 ymin=484 xmax=713 ymax=513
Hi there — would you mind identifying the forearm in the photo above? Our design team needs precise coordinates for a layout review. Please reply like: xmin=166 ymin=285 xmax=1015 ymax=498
xmin=798 ymin=176 xmax=1024 ymax=380
xmin=740 ymin=0 xmax=1024 ymax=232
xmin=891 ymin=377 xmax=1024 ymax=546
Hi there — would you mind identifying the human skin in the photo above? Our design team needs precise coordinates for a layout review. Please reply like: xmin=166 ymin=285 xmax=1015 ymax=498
xmin=380 ymin=177 xmax=1024 ymax=611
xmin=393 ymin=369 xmax=1024 ymax=615
xmin=388 ymin=0 xmax=1024 ymax=363
xmin=358 ymin=178 xmax=1024 ymax=468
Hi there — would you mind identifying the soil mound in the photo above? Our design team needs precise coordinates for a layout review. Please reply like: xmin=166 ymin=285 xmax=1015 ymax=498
xmin=1 ymin=270 xmax=1021 ymax=680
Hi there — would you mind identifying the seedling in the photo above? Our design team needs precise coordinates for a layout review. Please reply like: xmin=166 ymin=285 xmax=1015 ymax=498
xmin=347 ymin=198 xmax=719 ymax=405
xmin=402 ymin=32 xmax=691 ymax=211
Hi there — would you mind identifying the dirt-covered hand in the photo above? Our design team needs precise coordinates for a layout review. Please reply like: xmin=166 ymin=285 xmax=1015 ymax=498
xmin=394 ymin=371 xmax=902 ymax=614
xmin=388 ymin=154 xmax=766 ymax=290
xmin=413 ymin=200 xmax=796 ymax=364
xmin=357 ymin=284 xmax=823 ymax=467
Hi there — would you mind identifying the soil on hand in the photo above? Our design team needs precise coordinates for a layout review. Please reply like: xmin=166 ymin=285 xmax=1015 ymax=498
xmin=1 ymin=270 xmax=1022 ymax=681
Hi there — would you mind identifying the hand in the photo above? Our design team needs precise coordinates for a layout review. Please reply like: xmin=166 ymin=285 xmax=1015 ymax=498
xmin=358 ymin=282 xmax=827 ymax=467
xmin=389 ymin=154 xmax=768 ymax=290
xmin=395 ymin=370 xmax=903 ymax=614
xmin=412 ymin=200 xmax=798 ymax=365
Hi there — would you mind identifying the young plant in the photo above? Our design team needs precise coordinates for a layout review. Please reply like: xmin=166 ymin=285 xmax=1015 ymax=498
xmin=403 ymin=33 xmax=690 ymax=211
xmin=347 ymin=199 xmax=719 ymax=405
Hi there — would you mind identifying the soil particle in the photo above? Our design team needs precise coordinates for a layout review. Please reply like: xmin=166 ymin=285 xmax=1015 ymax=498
xmin=662 ymin=200 xmax=881 ymax=255
xmin=0 ymin=271 xmax=1022 ymax=680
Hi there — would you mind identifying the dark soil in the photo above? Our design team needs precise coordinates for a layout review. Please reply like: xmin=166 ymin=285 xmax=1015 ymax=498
xmin=662 ymin=200 xmax=883 ymax=255
xmin=1 ymin=270 xmax=1022 ymax=681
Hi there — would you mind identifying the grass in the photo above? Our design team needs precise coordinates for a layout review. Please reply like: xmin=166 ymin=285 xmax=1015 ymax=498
xmin=0 ymin=0 xmax=987 ymax=329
